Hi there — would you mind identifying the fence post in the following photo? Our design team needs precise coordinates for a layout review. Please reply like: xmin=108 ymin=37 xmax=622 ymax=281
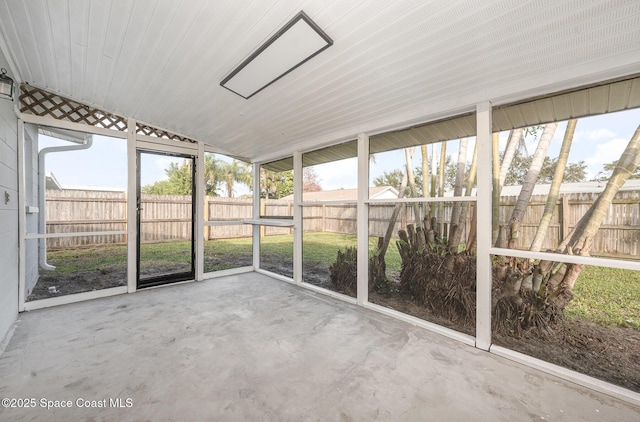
xmin=322 ymin=204 xmax=326 ymax=232
xmin=401 ymin=203 xmax=407 ymax=231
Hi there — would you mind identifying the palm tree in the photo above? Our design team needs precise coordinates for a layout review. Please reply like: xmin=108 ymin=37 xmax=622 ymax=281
xmin=220 ymin=160 xmax=251 ymax=198
xmin=499 ymin=129 xmax=523 ymax=188
xmin=492 ymin=133 xmax=501 ymax=245
xmin=204 ymin=154 xmax=223 ymax=196
xmin=448 ymin=137 xmax=469 ymax=249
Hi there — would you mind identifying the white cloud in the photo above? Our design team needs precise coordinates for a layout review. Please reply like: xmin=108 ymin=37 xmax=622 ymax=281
xmin=498 ymin=131 xmax=509 ymax=150
xmin=587 ymin=128 xmax=616 ymax=140
xmin=575 ymin=128 xmax=616 ymax=142
xmin=155 ymin=157 xmax=177 ymax=178
xmin=584 ymin=137 xmax=628 ymax=177
xmin=312 ymin=158 xmax=358 ymax=191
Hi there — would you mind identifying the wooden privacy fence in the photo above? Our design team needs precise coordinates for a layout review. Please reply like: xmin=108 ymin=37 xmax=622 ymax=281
xmin=497 ymin=191 xmax=640 ymax=259
xmin=45 ymin=189 xmax=127 ymax=248
xmin=44 ymin=189 xmax=640 ymax=259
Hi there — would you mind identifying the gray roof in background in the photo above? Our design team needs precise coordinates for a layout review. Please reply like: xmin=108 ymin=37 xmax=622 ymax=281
xmin=498 ymin=179 xmax=640 ymax=197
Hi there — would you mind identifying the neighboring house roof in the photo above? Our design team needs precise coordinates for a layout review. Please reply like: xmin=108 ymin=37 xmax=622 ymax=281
xmin=61 ymin=185 xmax=126 ymax=192
xmin=282 ymin=186 xmax=399 ymax=201
xmin=45 ymin=171 xmax=62 ymax=190
xmin=44 ymin=171 xmax=124 ymax=192
xmin=497 ymin=180 xmax=640 ymax=197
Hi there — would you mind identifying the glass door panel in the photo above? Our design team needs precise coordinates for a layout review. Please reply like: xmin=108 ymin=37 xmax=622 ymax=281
xmin=137 ymin=150 xmax=195 ymax=288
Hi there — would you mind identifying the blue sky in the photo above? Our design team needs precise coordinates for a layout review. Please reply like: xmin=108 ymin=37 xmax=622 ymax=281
xmin=40 ymin=107 xmax=640 ymax=194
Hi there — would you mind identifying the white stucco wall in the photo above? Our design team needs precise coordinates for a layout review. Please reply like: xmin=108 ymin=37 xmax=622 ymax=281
xmin=0 ymin=52 xmax=18 ymax=344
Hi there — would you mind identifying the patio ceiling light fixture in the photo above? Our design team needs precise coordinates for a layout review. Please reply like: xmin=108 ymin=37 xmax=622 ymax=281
xmin=220 ymin=11 xmax=333 ymax=99
xmin=0 ymin=68 xmax=14 ymax=100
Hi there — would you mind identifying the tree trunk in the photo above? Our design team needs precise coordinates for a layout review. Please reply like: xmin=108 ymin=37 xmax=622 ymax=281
xmin=430 ymin=143 xmax=437 ymax=220
xmin=452 ymin=140 xmax=478 ymax=250
xmin=421 ymin=145 xmax=429 ymax=220
xmin=371 ymin=169 xmax=409 ymax=287
xmin=530 ymin=119 xmax=577 ymax=252
xmin=507 ymin=123 xmax=558 ymax=249
xmin=466 ymin=204 xmax=477 ymax=252
xmin=492 ymin=133 xmax=501 ymax=246
xmin=448 ymin=137 xmax=469 ymax=251
xmin=499 ymin=129 xmax=523 ymax=188
xmin=404 ymin=147 xmax=421 ymax=226
xmin=437 ymin=142 xmax=447 ymax=238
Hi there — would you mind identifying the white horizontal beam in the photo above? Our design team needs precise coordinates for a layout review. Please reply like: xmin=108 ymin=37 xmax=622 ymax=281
xmin=255 ymin=268 xmax=295 ymax=284
xmin=23 ymin=286 xmax=127 ymax=311
xmin=19 ymin=113 xmax=128 ymax=139
xmin=201 ymin=266 xmax=254 ymax=279
xmin=25 ymin=230 xmax=126 ymax=239
xmin=366 ymin=196 xmax=477 ymax=204
xmin=300 ymin=282 xmax=358 ymax=305
xmin=490 ymin=247 xmax=640 ymax=271
xmin=136 ymin=138 xmax=198 ymax=155
xmin=204 ymin=220 xmax=249 ymax=226
xmin=244 ymin=219 xmax=295 ymax=227
xmin=298 ymin=200 xmax=357 ymax=206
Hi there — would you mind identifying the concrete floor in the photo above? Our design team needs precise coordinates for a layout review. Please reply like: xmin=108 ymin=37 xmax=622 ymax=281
xmin=1 ymin=273 xmax=639 ymax=421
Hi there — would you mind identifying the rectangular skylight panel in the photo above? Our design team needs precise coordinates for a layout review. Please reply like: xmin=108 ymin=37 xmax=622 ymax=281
xmin=221 ymin=12 xmax=332 ymax=99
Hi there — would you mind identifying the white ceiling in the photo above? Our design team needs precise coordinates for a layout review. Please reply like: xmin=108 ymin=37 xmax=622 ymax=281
xmin=1 ymin=0 xmax=639 ymax=163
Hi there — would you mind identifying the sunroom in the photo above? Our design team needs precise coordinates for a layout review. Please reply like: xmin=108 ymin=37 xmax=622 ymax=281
xmin=0 ymin=1 xmax=639 ymax=420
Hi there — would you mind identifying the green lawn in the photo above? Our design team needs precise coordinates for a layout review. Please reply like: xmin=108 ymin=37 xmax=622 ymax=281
xmin=45 ymin=232 xmax=639 ymax=328
xmin=565 ymin=266 xmax=640 ymax=329
xmin=209 ymin=232 xmax=402 ymax=270
xmin=47 ymin=244 xmax=127 ymax=273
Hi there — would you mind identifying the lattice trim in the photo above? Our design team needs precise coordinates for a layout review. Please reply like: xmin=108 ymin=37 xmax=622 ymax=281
xmin=19 ymin=84 xmax=127 ymax=132
xmin=19 ymin=84 xmax=197 ymax=144
xmin=136 ymin=123 xmax=197 ymax=143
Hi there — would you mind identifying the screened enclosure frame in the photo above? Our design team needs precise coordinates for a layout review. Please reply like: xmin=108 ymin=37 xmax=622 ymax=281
xmin=14 ymin=76 xmax=640 ymax=406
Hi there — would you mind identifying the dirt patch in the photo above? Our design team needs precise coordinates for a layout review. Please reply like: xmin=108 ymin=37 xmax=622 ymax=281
xmin=28 ymin=269 xmax=127 ymax=301
xmin=204 ymin=252 xmax=253 ymax=273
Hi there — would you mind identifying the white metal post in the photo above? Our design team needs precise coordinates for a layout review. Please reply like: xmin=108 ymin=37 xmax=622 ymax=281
xmin=357 ymin=133 xmax=370 ymax=306
xmin=293 ymin=151 xmax=303 ymax=285
xmin=252 ymin=162 xmax=261 ymax=269
xmin=476 ymin=102 xmax=493 ymax=350
xmin=195 ymin=141 xmax=205 ymax=281
xmin=17 ymin=119 xmax=25 ymax=311
xmin=126 ymin=119 xmax=137 ymax=293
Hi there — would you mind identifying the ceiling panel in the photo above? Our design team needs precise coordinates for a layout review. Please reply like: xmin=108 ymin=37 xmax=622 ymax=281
xmin=0 ymin=0 xmax=639 ymax=162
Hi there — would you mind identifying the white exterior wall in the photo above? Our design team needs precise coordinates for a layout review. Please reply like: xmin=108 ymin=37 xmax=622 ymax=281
xmin=0 ymin=50 xmax=18 ymax=343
